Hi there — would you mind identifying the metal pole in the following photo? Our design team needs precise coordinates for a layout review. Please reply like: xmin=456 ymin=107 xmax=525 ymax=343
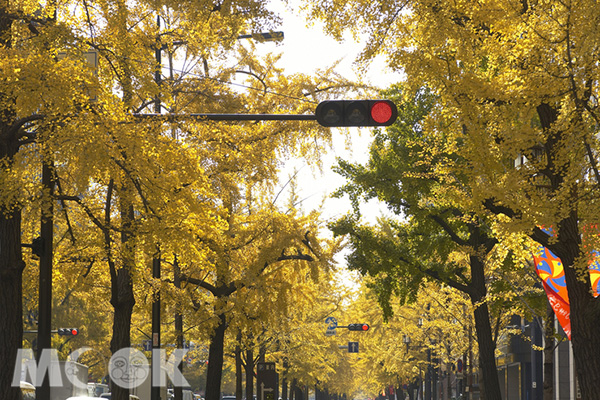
xmin=133 ymin=113 xmax=317 ymax=122
xmin=174 ymin=257 xmax=183 ymax=400
xmin=531 ymin=317 xmax=543 ymax=400
xmin=425 ymin=347 xmax=431 ymax=400
xmin=37 ymin=2 xmax=59 ymax=396
xmin=151 ymin=252 xmax=161 ymax=400
xmin=151 ymin=14 xmax=162 ymax=400
xmin=36 ymin=159 xmax=54 ymax=400
xmin=154 ymin=16 xmax=161 ymax=116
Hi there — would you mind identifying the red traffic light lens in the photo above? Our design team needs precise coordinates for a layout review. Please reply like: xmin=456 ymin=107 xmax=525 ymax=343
xmin=361 ymin=324 xmax=369 ymax=331
xmin=370 ymin=101 xmax=393 ymax=124
xmin=71 ymin=328 xmax=78 ymax=336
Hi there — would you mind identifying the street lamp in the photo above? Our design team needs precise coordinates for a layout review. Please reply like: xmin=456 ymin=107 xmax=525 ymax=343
xmin=403 ymin=335 xmax=411 ymax=353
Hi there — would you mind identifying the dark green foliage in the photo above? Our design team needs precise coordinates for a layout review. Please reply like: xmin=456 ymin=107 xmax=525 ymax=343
xmin=329 ymin=83 xmax=545 ymax=319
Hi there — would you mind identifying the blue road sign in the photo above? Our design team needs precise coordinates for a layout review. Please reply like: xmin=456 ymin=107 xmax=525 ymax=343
xmin=325 ymin=317 xmax=338 ymax=336
xmin=143 ymin=340 xmax=152 ymax=351
xmin=325 ymin=317 xmax=338 ymax=328
xmin=348 ymin=342 xmax=359 ymax=353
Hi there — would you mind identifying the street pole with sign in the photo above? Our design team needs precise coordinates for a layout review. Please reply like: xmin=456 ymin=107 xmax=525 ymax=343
xmin=257 ymin=362 xmax=278 ymax=400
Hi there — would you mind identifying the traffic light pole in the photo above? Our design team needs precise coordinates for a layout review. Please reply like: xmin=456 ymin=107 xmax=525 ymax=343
xmin=151 ymin=16 xmax=162 ymax=400
xmin=151 ymin=253 xmax=161 ymax=400
xmin=37 ymin=158 xmax=54 ymax=400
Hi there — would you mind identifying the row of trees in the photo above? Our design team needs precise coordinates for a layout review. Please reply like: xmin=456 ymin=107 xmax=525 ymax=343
xmin=6 ymin=0 xmax=600 ymax=399
xmin=298 ymin=1 xmax=600 ymax=399
xmin=0 ymin=0 xmax=363 ymax=399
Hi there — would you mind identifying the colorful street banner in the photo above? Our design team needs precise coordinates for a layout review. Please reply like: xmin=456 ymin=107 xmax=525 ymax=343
xmin=588 ymin=251 xmax=600 ymax=297
xmin=533 ymin=247 xmax=571 ymax=339
xmin=533 ymin=232 xmax=600 ymax=340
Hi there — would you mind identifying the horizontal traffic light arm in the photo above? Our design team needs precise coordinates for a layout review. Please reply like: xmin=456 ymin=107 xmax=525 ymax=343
xmin=133 ymin=99 xmax=397 ymax=128
xmin=24 ymin=328 xmax=80 ymax=335
xmin=134 ymin=113 xmax=317 ymax=122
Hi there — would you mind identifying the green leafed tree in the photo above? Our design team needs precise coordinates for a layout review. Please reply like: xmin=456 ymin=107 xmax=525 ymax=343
xmin=300 ymin=1 xmax=600 ymax=397
xmin=329 ymin=85 xmax=547 ymax=400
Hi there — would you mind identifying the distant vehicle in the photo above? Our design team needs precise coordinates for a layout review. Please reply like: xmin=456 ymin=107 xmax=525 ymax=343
xmin=98 ymin=394 xmax=139 ymax=400
xmin=222 ymin=396 xmax=237 ymax=400
xmin=20 ymin=360 xmax=88 ymax=400
xmin=88 ymin=382 xmax=110 ymax=397
xmin=20 ymin=381 xmax=35 ymax=400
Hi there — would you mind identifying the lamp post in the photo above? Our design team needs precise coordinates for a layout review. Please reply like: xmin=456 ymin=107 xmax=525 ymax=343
xmin=147 ymin=26 xmax=292 ymax=400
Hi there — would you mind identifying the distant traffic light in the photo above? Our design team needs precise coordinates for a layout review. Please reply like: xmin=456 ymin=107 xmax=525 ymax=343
xmin=315 ymin=100 xmax=397 ymax=127
xmin=57 ymin=328 xmax=79 ymax=336
xmin=347 ymin=323 xmax=370 ymax=331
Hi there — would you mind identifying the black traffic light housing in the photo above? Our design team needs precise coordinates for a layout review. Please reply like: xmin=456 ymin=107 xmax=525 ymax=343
xmin=315 ymin=100 xmax=398 ymax=127
xmin=57 ymin=328 xmax=79 ymax=336
xmin=347 ymin=323 xmax=370 ymax=331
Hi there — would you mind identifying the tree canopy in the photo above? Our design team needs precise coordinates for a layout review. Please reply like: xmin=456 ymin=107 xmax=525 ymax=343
xmin=299 ymin=0 xmax=600 ymax=398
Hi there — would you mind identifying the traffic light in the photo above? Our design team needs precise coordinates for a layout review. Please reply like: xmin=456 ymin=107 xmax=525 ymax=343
xmin=347 ymin=323 xmax=370 ymax=331
xmin=315 ymin=100 xmax=398 ymax=127
xmin=57 ymin=328 xmax=79 ymax=336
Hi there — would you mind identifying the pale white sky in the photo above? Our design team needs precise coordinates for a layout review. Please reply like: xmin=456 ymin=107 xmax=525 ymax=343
xmin=270 ymin=0 xmax=401 ymax=223
xmin=251 ymin=0 xmax=403 ymax=227
xmin=250 ymin=1 xmax=406 ymax=287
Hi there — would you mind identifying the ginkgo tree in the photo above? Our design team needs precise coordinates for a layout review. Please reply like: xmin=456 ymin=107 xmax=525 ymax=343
xmin=300 ymin=0 xmax=600 ymax=398
xmin=171 ymin=190 xmax=333 ymax=399
xmin=0 ymin=2 xmax=104 ymax=398
xmin=1 ymin=0 xmax=362 ymax=399
xmin=49 ymin=57 xmax=349 ymax=400
xmin=328 ymin=84 xmax=519 ymax=400
xmin=333 ymin=279 xmax=474 ymax=400
xmin=220 ymin=253 xmax=349 ymax=400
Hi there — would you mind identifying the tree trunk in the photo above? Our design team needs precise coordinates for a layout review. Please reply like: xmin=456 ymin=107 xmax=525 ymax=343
xmin=281 ymin=359 xmax=288 ymax=400
xmin=469 ymin=255 xmax=502 ymax=400
xmin=0 ymin=8 xmax=24 ymax=399
xmin=290 ymin=379 xmax=298 ymax=400
xmin=0 ymin=209 xmax=25 ymax=400
xmin=205 ymin=313 xmax=227 ymax=400
xmin=281 ymin=377 xmax=288 ymax=400
xmin=533 ymin=103 xmax=600 ymax=400
xmin=562 ymin=247 xmax=600 ymax=400
xmin=291 ymin=380 xmax=304 ymax=400
xmin=425 ymin=348 xmax=431 ymax=400
xmin=551 ymin=214 xmax=600 ymax=400
xmin=109 ymin=192 xmax=136 ymax=400
xmin=109 ymin=267 xmax=136 ymax=400
xmin=245 ymin=347 xmax=254 ymax=400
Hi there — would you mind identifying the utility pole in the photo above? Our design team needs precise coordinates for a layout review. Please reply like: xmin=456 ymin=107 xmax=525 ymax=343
xmin=151 ymin=14 xmax=162 ymax=400
xmin=36 ymin=155 xmax=55 ymax=400
xmin=151 ymin=252 xmax=161 ymax=400
xmin=36 ymin=3 xmax=59 ymax=398
xmin=174 ymin=257 xmax=183 ymax=400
